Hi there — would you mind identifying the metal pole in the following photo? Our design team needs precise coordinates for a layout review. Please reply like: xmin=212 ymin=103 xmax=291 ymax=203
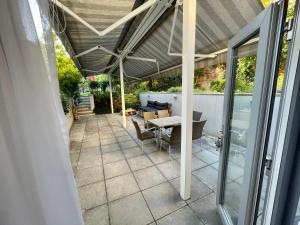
xmin=119 ymin=60 xmax=126 ymax=128
xmin=180 ymin=0 xmax=196 ymax=200
xmin=109 ymin=75 xmax=114 ymax=114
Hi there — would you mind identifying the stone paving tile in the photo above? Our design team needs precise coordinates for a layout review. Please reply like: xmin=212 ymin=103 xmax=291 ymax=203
xmin=189 ymin=193 xmax=223 ymax=225
xmin=121 ymin=140 xmax=138 ymax=149
xmin=194 ymin=150 xmax=219 ymax=164
xmin=109 ymin=192 xmax=154 ymax=225
xmin=134 ymin=166 xmax=166 ymax=190
xmin=101 ymin=143 xmax=121 ymax=153
xmin=123 ymin=147 xmax=144 ymax=159
xmin=81 ymin=146 xmax=101 ymax=154
xmin=157 ymin=160 xmax=180 ymax=180
xmin=102 ymin=151 xmax=125 ymax=164
xmin=156 ymin=206 xmax=204 ymax=225
xmin=83 ymin=204 xmax=109 ymax=225
xmin=76 ymin=166 xmax=104 ymax=187
xmin=170 ymin=175 xmax=212 ymax=203
xmin=106 ymin=173 xmax=139 ymax=202
xmin=78 ymin=181 xmax=107 ymax=210
xmin=101 ymin=137 xmax=117 ymax=146
xmin=116 ymin=135 xmax=132 ymax=142
xmin=77 ymin=153 xmax=102 ymax=170
xmin=127 ymin=155 xmax=153 ymax=171
xmin=192 ymin=166 xmax=219 ymax=191
xmin=142 ymin=182 xmax=186 ymax=220
xmin=148 ymin=151 xmax=171 ymax=165
xmin=104 ymin=160 xmax=131 ymax=179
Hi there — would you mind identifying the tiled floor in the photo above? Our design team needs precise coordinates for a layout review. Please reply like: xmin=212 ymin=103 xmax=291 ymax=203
xmin=69 ymin=114 xmax=224 ymax=225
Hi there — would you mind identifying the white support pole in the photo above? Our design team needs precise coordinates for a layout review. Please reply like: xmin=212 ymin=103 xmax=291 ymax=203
xmin=109 ymin=75 xmax=114 ymax=114
xmin=119 ymin=60 xmax=126 ymax=128
xmin=180 ymin=0 xmax=196 ymax=200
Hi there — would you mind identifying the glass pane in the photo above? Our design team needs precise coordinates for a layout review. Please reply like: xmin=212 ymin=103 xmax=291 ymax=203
xmin=223 ymin=34 xmax=259 ymax=224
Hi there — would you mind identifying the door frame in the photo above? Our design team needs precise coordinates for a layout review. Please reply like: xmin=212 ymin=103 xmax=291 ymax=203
xmin=216 ymin=3 xmax=282 ymax=225
xmin=264 ymin=0 xmax=300 ymax=224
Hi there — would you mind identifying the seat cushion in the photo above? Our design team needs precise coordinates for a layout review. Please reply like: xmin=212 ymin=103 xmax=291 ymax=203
xmin=141 ymin=130 xmax=155 ymax=139
xmin=140 ymin=106 xmax=157 ymax=112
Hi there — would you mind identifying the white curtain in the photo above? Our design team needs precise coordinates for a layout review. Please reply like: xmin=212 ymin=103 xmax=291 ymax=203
xmin=0 ymin=0 xmax=84 ymax=224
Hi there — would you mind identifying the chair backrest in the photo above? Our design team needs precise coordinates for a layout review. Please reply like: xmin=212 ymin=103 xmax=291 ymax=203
xmin=193 ymin=111 xmax=202 ymax=121
xmin=192 ymin=120 xmax=206 ymax=140
xmin=132 ymin=119 xmax=142 ymax=140
xmin=170 ymin=125 xmax=182 ymax=146
xmin=143 ymin=111 xmax=156 ymax=122
xmin=157 ymin=110 xmax=169 ymax=118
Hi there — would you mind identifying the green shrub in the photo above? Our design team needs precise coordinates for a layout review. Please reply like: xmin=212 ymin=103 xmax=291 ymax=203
xmin=167 ymin=86 xmax=182 ymax=93
xmin=89 ymin=80 xmax=100 ymax=93
xmin=210 ymin=79 xmax=225 ymax=92
xmin=94 ymin=92 xmax=111 ymax=114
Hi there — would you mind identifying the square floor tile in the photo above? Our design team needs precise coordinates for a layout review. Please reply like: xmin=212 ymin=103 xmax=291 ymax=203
xmin=142 ymin=182 xmax=186 ymax=219
xmin=109 ymin=192 xmax=154 ymax=225
xmin=101 ymin=143 xmax=120 ymax=153
xmin=81 ymin=146 xmax=101 ymax=154
xmin=157 ymin=160 xmax=180 ymax=180
xmin=123 ymin=147 xmax=144 ymax=159
xmin=106 ymin=173 xmax=139 ymax=202
xmin=79 ymin=182 xmax=107 ymax=210
xmin=170 ymin=175 xmax=212 ymax=203
xmin=104 ymin=160 xmax=131 ymax=179
xmin=102 ymin=151 xmax=124 ymax=164
xmin=83 ymin=204 xmax=109 ymax=225
xmin=156 ymin=206 xmax=203 ymax=225
xmin=82 ymin=140 xmax=100 ymax=148
xmin=177 ymin=156 xmax=208 ymax=171
xmin=128 ymin=155 xmax=153 ymax=171
xmin=194 ymin=151 xmax=219 ymax=164
xmin=101 ymin=138 xmax=117 ymax=146
xmin=148 ymin=151 xmax=171 ymax=164
xmin=189 ymin=193 xmax=222 ymax=225
xmin=134 ymin=166 xmax=166 ymax=190
xmin=76 ymin=166 xmax=104 ymax=187
xmin=77 ymin=153 xmax=102 ymax=170
xmin=121 ymin=140 xmax=138 ymax=149
xmin=143 ymin=143 xmax=159 ymax=154
xmin=192 ymin=166 xmax=219 ymax=191
xmin=117 ymin=135 xmax=132 ymax=142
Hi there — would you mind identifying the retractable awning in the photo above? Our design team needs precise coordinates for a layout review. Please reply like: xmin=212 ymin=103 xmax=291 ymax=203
xmin=51 ymin=0 xmax=264 ymax=79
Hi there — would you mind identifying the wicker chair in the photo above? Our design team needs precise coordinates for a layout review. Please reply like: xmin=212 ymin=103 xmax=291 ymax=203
xmin=193 ymin=111 xmax=202 ymax=121
xmin=160 ymin=124 xmax=181 ymax=154
xmin=132 ymin=119 xmax=155 ymax=152
xmin=143 ymin=111 xmax=156 ymax=129
xmin=160 ymin=120 xmax=206 ymax=153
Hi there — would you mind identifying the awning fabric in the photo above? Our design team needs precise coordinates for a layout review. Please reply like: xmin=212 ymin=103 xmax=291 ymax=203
xmin=52 ymin=0 xmax=264 ymax=79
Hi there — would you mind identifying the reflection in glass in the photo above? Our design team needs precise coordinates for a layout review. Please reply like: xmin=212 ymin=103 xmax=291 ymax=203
xmin=223 ymin=34 xmax=259 ymax=225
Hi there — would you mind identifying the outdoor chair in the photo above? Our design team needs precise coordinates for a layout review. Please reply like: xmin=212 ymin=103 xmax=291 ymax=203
xmin=160 ymin=120 xmax=206 ymax=154
xmin=132 ymin=119 xmax=156 ymax=152
xmin=160 ymin=124 xmax=181 ymax=154
xmin=143 ymin=111 xmax=156 ymax=129
xmin=193 ymin=111 xmax=202 ymax=121
xmin=157 ymin=109 xmax=169 ymax=118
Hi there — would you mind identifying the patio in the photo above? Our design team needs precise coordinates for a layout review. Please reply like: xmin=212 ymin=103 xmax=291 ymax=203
xmin=69 ymin=114 xmax=223 ymax=225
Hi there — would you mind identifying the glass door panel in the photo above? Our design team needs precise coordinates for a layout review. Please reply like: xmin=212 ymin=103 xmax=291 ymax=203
xmin=223 ymin=34 xmax=259 ymax=224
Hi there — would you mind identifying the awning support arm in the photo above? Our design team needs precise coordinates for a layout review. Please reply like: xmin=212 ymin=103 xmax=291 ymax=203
xmin=167 ymin=0 xmax=217 ymax=59
xmin=50 ymin=0 xmax=159 ymax=37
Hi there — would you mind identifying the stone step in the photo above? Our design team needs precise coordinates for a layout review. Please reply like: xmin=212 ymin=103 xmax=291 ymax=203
xmin=77 ymin=110 xmax=94 ymax=115
xmin=78 ymin=113 xmax=95 ymax=118
xmin=77 ymin=107 xmax=90 ymax=112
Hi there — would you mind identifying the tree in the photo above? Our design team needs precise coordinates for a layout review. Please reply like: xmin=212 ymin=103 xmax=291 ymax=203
xmin=54 ymin=36 xmax=81 ymax=98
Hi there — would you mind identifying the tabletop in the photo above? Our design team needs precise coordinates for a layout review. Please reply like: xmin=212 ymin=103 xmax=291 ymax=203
xmin=148 ymin=116 xmax=181 ymax=128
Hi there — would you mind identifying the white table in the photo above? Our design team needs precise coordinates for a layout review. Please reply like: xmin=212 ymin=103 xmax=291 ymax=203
xmin=148 ymin=116 xmax=181 ymax=128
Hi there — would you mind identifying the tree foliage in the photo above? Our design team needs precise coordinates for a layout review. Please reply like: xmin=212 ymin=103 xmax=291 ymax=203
xmin=54 ymin=37 xmax=81 ymax=98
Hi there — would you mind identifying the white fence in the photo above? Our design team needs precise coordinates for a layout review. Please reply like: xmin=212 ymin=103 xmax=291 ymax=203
xmin=140 ymin=92 xmax=280 ymax=138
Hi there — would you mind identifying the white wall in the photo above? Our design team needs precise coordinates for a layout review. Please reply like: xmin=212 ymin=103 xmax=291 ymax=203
xmin=140 ymin=92 xmax=280 ymax=137
xmin=140 ymin=93 xmax=224 ymax=136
